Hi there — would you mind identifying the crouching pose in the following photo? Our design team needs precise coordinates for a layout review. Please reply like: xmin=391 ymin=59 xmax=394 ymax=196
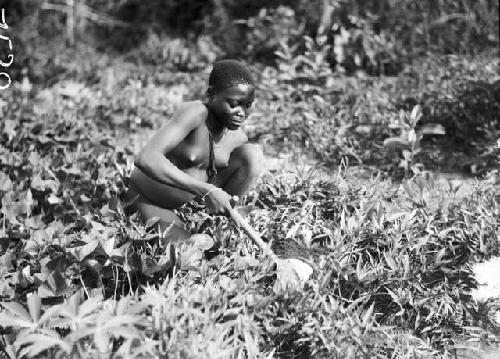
xmin=125 ymin=59 xmax=264 ymax=241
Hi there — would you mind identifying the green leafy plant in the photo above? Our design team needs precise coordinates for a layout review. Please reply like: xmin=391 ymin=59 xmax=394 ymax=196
xmin=383 ymin=105 xmax=445 ymax=177
xmin=1 ymin=42 xmax=499 ymax=358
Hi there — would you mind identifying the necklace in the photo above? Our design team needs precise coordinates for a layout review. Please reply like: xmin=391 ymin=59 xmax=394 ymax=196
xmin=206 ymin=115 xmax=227 ymax=143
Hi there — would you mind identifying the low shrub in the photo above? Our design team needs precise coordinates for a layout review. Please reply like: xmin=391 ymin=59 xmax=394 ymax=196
xmin=257 ymin=51 xmax=499 ymax=177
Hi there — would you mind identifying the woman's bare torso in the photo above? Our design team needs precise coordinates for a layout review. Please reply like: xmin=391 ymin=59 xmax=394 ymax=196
xmin=129 ymin=101 xmax=247 ymax=207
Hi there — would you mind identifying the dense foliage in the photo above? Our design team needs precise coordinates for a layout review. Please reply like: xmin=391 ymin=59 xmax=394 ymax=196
xmin=260 ymin=52 xmax=500 ymax=177
xmin=0 ymin=50 xmax=499 ymax=357
xmin=0 ymin=1 xmax=499 ymax=357
xmin=3 ymin=0 xmax=499 ymax=77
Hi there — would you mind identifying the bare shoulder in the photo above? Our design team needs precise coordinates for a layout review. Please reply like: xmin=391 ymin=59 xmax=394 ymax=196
xmin=172 ymin=100 xmax=208 ymax=127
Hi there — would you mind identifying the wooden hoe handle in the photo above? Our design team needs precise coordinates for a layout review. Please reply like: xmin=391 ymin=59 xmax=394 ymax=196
xmin=228 ymin=208 xmax=277 ymax=260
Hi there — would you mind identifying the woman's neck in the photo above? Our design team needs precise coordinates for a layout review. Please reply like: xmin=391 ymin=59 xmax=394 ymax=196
xmin=205 ymin=108 xmax=225 ymax=139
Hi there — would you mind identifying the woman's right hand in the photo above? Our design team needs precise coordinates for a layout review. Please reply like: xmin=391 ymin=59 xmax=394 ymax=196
xmin=203 ymin=187 xmax=235 ymax=215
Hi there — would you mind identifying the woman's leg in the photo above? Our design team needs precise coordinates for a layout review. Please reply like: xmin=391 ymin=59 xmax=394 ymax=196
xmin=128 ymin=189 xmax=192 ymax=242
xmin=129 ymin=167 xmax=197 ymax=209
xmin=214 ymin=143 xmax=265 ymax=196
xmin=124 ymin=168 xmax=195 ymax=242
xmin=124 ymin=143 xmax=264 ymax=241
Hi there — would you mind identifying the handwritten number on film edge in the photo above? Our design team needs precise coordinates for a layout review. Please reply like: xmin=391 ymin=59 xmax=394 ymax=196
xmin=0 ymin=8 xmax=12 ymax=90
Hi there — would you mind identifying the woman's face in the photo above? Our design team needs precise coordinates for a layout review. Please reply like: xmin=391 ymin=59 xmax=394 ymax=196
xmin=208 ymin=83 xmax=255 ymax=130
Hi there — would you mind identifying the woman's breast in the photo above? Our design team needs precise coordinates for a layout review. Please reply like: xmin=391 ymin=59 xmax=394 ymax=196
xmin=167 ymin=136 xmax=207 ymax=169
xmin=167 ymin=135 xmax=231 ymax=171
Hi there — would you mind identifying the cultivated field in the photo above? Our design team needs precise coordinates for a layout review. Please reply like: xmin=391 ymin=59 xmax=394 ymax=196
xmin=0 ymin=47 xmax=499 ymax=358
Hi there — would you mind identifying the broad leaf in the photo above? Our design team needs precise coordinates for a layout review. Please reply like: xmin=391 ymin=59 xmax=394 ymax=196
xmin=1 ymin=301 xmax=31 ymax=321
xmin=383 ymin=137 xmax=409 ymax=149
xmin=420 ymin=123 xmax=445 ymax=135
xmin=189 ymin=234 xmax=214 ymax=251
xmin=0 ymin=171 xmax=13 ymax=192
xmin=26 ymin=293 xmax=41 ymax=322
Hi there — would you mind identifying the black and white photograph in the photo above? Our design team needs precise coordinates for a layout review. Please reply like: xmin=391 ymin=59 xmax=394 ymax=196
xmin=0 ymin=1 xmax=499 ymax=358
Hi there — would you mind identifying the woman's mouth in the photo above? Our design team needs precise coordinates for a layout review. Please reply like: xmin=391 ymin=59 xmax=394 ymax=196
xmin=230 ymin=116 xmax=243 ymax=126
xmin=229 ymin=122 xmax=241 ymax=129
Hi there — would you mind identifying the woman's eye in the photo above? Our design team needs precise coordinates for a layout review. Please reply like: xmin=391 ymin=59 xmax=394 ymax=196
xmin=228 ymin=101 xmax=237 ymax=108
xmin=246 ymin=102 xmax=253 ymax=108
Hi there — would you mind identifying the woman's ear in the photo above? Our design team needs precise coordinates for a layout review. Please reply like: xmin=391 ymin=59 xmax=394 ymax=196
xmin=206 ymin=86 xmax=215 ymax=101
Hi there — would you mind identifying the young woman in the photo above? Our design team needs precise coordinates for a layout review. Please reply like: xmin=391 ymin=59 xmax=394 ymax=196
xmin=125 ymin=60 xmax=264 ymax=241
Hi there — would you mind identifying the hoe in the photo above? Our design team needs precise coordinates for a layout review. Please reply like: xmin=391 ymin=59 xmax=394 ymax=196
xmin=228 ymin=208 xmax=314 ymax=291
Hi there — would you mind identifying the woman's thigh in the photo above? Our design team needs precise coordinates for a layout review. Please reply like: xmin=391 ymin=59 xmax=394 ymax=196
xmin=125 ymin=186 xmax=191 ymax=241
xmin=213 ymin=143 xmax=264 ymax=194
xmin=129 ymin=167 xmax=197 ymax=209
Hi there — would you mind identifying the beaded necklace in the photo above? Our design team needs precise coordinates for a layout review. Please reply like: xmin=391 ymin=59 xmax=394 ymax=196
xmin=207 ymin=130 xmax=217 ymax=183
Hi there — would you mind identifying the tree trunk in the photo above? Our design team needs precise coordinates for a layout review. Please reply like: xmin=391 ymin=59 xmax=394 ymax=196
xmin=66 ymin=0 xmax=75 ymax=45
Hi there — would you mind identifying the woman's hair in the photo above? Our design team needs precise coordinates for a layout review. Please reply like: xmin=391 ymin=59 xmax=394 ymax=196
xmin=208 ymin=59 xmax=255 ymax=95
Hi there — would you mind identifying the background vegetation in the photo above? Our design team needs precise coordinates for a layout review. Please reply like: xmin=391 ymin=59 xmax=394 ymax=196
xmin=0 ymin=0 xmax=499 ymax=358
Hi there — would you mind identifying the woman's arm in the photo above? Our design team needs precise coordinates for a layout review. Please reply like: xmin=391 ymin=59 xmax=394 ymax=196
xmin=134 ymin=102 xmax=215 ymax=197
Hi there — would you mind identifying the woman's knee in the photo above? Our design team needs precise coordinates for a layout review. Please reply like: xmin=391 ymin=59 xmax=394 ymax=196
xmin=131 ymin=197 xmax=191 ymax=241
xmin=232 ymin=143 xmax=264 ymax=177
